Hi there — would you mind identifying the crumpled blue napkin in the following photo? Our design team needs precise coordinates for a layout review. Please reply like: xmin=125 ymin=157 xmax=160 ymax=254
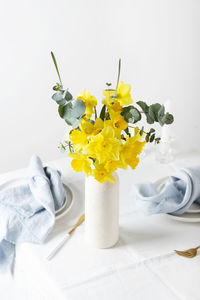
xmin=0 ymin=155 xmax=66 ymax=273
xmin=132 ymin=166 xmax=200 ymax=216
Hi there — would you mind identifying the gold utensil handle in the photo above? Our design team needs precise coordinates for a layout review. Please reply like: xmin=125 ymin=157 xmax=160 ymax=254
xmin=68 ymin=214 xmax=85 ymax=235
xmin=175 ymin=245 xmax=200 ymax=258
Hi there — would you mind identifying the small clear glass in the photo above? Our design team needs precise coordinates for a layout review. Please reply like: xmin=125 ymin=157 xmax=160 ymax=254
xmin=155 ymin=136 xmax=175 ymax=164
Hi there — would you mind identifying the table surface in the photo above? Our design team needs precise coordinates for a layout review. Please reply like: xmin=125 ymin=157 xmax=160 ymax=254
xmin=1 ymin=151 xmax=200 ymax=300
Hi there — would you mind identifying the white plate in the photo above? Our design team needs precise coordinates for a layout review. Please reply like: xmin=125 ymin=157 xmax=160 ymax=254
xmin=154 ymin=177 xmax=200 ymax=223
xmin=166 ymin=212 xmax=200 ymax=223
xmin=0 ymin=178 xmax=73 ymax=220
xmin=55 ymin=184 xmax=73 ymax=220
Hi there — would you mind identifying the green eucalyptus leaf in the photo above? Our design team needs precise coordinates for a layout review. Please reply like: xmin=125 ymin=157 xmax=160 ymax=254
xmin=150 ymin=133 xmax=155 ymax=143
xmin=136 ymin=101 xmax=149 ymax=114
xmin=65 ymin=118 xmax=80 ymax=128
xmin=149 ymin=128 xmax=155 ymax=133
xmin=121 ymin=106 xmax=141 ymax=123
xmin=158 ymin=105 xmax=165 ymax=123
xmin=52 ymin=91 xmax=63 ymax=101
xmin=62 ymin=99 xmax=86 ymax=128
xmin=72 ymin=99 xmax=86 ymax=117
xmin=100 ymin=104 xmax=106 ymax=120
xmin=163 ymin=113 xmax=174 ymax=124
xmin=146 ymin=134 xmax=150 ymax=142
xmin=159 ymin=118 xmax=165 ymax=126
xmin=63 ymin=90 xmax=73 ymax=101
xmin=58 ymin=105 xmax=65 ymax=118
xmin=52 ymin=91 xmax=66 ymax=105
xmin=136 ymin=101 xmax=154 ymax=124
xmin=160 ymin=113 xmax=174 ymax=125
xmin=140 ymin=126 xmax=144 ymax=136
xmin=155 ymin=137 xmax=161 ymax=144
xmin=146 ymin=114 xmax=154 ymax=124
xmin=149 ymin=103 xmax=161 ymax=122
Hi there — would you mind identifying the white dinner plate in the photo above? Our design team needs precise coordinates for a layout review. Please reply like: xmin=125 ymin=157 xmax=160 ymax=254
xmin=154 ymin=177 xmax=200 ymax=223
xmin=0 ymin=178 xmax=73 ymax=220
xmin=55 ymin=184 xmax=73 ymax=220
xmin=166 ymin=212 xmax=200 ymax=223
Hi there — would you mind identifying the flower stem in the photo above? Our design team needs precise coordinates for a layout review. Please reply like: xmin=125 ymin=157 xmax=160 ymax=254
xmin=113 ymin=58 xmax=121 ymax=101
xmin=51 ymin=51 xmax=63 ymax=85
xmin=94 ymin=107 xmax=97 ymax=120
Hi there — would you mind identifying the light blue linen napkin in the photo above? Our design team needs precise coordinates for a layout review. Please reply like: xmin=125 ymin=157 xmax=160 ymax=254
xmin=0 ymin=155 xmax=66 ymax=273
xmin=132 ymin=166 xmax=200 ymax=216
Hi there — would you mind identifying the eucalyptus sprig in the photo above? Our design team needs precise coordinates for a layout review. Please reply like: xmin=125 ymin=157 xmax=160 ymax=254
xmin=51 ymin=52 xmax=86 ymax=128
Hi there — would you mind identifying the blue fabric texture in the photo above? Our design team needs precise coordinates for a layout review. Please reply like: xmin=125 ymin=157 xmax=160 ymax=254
xmin=0 ymin=155 xmax=66 ymax=273
xmin=132 ymin=166 xmax=200 ymax=216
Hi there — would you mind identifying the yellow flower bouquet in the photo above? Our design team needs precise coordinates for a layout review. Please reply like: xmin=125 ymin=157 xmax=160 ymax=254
xmin=51 ymin=52 xmax=174 ymax=183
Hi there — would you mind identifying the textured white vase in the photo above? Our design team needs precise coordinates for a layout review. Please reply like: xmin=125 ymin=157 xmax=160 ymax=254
xmin=85 ymin=173 xmax=119 ymax=248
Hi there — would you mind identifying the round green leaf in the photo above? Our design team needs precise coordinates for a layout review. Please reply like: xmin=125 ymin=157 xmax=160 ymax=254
xmin=122 ymin=106 xmax=141 ymax=124
xmin=63 ymin=90 xmax=73 ymax=101
xmin=149 ymin=103 xmax=161 ymax=122
xmin=162 ymin=113 xmax=174 ymax=125
xmin=61 ymin=99 xmax=86 ymax=128
xmin=136 ymin=101 xmax=149 ymax=114
xmin=52 ymin=91 xmax=66 ymax=105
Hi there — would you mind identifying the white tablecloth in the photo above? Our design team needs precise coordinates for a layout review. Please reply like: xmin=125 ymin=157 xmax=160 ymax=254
xmin=1 ymin=152 xmax=200 ymax=300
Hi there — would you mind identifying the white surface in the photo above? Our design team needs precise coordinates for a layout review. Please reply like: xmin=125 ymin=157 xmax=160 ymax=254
xmin=1 ymin=0 xmax=200 ymax=173
xmin=1 ymin=153 xmax=200 ymax=299
xmin=85 ymin=173 xmax=119 ymax=248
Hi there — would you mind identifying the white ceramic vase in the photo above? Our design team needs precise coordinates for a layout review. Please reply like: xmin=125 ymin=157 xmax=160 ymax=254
xmin=85 ymin=173 xmax=119 ymax=249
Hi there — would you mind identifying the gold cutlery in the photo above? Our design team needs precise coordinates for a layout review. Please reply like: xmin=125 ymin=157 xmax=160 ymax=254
xmin=175 ymin=245 xmax=200 ymax=258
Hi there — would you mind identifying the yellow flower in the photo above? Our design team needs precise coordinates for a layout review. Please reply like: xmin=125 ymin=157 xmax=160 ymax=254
xmin=93 ymin=162 xmax=115 ymax=183
xmin=68 ymin=153 xmax=92 ymax=176
xmin=77 ymin=89 xmax=97 ymax=119
xmin=79 ymin=119 xmax=94 ymax=135
xmin=110 ymin=101 xmax=123 ymax=113
xmin=105 ymin=111 xmax=128 ymax=139
xmin=104 ymin=160 xmax=120 ymax=173
xmin=85 ymin=126 xmax=122 ymax=164
xmin=121 ymin=127 xmax=146 ymax=169
xmin=79 ymin=118 xmax=104 ymax=136
xmin=102 ymin=90 xmax=123 ymax=114
xmin=102 ymin=90 xmax=114 ymax=107
xmin=69 ymin=129 xmax=88 ymax=152
xmin=93 ymin=118 xmax=104 ymax=135
xmin=116 ymin=81 xmax=133 ymax=106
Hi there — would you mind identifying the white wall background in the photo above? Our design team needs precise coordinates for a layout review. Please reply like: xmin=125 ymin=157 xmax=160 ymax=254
xmin=0 ymin=0 xmax=200 ymax=173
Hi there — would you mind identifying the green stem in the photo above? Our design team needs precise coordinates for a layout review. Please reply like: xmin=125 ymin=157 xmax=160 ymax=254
xmin=51 ymin=51 xmax=63 ymax=85
xmin=94 ymin=107 xmax=97 ymax=120
xmin=112 ymin=58 xmax=121 ymax=101
xmin=116 ymin=58 xmax=121 ymax=90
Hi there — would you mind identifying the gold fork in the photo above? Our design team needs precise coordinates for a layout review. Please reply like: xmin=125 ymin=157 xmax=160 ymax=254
xmin=175 ymin=245 xmax=200 ymax=258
